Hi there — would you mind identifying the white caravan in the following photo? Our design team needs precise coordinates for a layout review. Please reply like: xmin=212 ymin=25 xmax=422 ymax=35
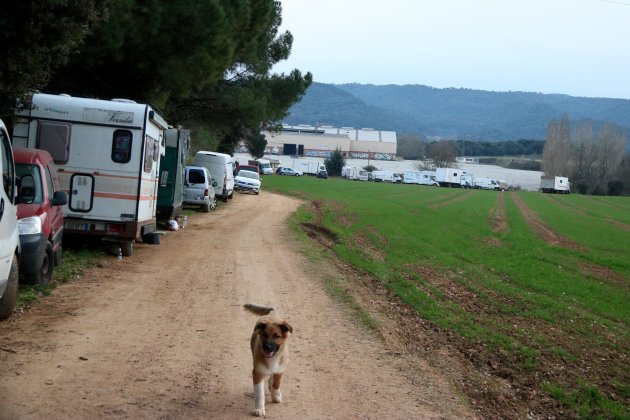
xmin=403 ymin=170 xmax=439 ymax=186
xmin=192 ymin=151 xmax=236 ymax=202
xmin=13 ymin=93 xmax=168 ymax=256
xmin=343 ymin=166 xmax=369 ymax=181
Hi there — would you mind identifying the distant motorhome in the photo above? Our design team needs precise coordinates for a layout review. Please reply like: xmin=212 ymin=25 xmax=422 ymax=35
xmin=403 ymin=170 xmax=439 ymax=186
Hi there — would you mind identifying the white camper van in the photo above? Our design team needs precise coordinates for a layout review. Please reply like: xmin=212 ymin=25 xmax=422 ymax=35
xmin=13 ymin=93 xmax=168 ymax=256
xmin=0 ymin=119 xmax=20 ymax=320
xmin=372 ymin=170 xmax=402 ymax=183
xmin=403 ymin=170 xmax=439 ymax=186
xmin=192 ymin=151 xmax=235 ymax=202
xmin=344 ymin=166 xmax=369 ymax=181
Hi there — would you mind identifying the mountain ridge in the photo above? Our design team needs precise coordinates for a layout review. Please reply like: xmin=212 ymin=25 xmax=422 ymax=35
xmin=282 ymin=82 xmax=630 ymax=142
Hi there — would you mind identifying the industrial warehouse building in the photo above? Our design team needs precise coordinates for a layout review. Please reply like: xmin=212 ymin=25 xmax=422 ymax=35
xmin=262 ymin=124 xmax=397 ymax=160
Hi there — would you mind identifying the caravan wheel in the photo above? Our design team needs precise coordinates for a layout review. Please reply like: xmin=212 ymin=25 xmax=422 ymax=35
xmin=121 ymin=240 xmax=134 ymax=257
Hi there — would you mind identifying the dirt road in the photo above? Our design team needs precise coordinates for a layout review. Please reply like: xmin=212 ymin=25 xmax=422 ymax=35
xmin=0 ymin=192 xmax=474 ymax=419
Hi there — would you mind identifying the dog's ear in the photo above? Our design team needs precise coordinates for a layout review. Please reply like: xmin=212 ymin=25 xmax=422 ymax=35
xmin=255 ymin=321 xmax=267 ymax=333
xmin=279 ymin=321 xmax=293 ymax=334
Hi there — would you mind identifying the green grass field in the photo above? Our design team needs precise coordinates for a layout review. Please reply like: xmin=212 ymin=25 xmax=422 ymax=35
xmin=263 ymin=175 xmax=630 ymax=419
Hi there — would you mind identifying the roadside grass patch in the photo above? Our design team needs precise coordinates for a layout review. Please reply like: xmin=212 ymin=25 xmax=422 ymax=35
xmin=17 ymin=249 xmax=105 ymax=309
xmin=263 ymin=175 xmax=630 ymax=418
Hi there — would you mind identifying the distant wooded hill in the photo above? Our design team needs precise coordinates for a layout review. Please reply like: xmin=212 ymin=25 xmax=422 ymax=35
xmin=283 ymin=83 xmax=630 ymax=142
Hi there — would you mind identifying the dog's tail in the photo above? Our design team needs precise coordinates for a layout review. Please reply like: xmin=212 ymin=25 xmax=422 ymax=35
xmin=243 ymin=303 xmax=274 ymax=316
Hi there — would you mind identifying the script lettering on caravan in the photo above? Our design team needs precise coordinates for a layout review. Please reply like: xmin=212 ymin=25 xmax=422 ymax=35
xmin=82 ymin=108 xmax=134 ymax=124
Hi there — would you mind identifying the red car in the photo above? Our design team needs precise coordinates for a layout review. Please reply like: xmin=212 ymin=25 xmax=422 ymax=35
xmin=14 ymin=148 xmax=67 ymax=285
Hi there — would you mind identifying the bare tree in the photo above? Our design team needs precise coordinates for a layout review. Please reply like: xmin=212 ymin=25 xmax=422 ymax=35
xmin=542 ymin=114 xmax=571 ymax=176
xmin=594 ymin=122 xmax=627 ymax=194
xmin=428 ymin=141 xmax=457 ymax=168
xmin=570 ymin=120 xmax=598 ymax=193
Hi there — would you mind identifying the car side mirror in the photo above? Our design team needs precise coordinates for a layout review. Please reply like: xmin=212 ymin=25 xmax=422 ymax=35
xmin=212 ymin=181 xmax=218 ymax=187
xmin=52 ymin=190 xmax=68 ymax=206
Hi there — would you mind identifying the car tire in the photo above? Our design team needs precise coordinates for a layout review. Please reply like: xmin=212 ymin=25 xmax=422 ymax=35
xmin=33 ymin=241 xmax=54 ymax=285
xmin=202 ymin=202 xmax=210 ymax=212
xmin=54 ymin=245 xmax=63 ymax=266
xmin=0 ymin=255 xmax=18 ymax=320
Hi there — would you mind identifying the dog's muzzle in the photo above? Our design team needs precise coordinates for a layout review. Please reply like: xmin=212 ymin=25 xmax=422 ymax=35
xmin=263 ymin=342 xmax=278 ymax=358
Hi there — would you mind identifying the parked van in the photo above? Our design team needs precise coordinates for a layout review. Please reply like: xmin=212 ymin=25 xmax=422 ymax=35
xmin=372 ymin=170 xmax=402 ymax=183
xmin=14 ymin=148 xmax=67 ymax=285
xmin=0 ymin=119 xmax=20 ymax=320
xmin=13 ymin=93 xmax=169 ymax=256
xmin=192 ymin=151 xmax=235 ymax=202
xmin=248 ymin=158 xmax=273 ymax=175
xmin=475 ymin=177 xmax=502 ymax=191
xmin=183 ymin=166 xmax=217 ymax=212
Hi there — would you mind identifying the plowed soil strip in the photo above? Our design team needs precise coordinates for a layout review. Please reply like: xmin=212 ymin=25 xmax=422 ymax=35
xmin=511 ymin=192 xmax=583 ymax=250
xmin=489 ymin=192 xmax=507 ymax=233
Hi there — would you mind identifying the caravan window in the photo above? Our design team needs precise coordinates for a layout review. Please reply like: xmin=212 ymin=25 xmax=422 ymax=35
xmin=112 ymin=130 xmax=132 ymax=163
xmin=1 ymin=129 xmax=15 ymax=201
xmin=143 ymin=135 xmax=158 ymax=173
xmin=37 ymin=121 xmax=71 ymax=164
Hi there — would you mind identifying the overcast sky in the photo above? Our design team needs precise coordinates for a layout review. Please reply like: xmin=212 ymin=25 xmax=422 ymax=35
xmin=273 ymin=0 xmax=630 ymax=99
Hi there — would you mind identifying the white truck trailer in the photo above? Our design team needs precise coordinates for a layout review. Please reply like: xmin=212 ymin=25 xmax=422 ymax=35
xmin=435 ymin=168 xmax=464 ymax=187
xmin=540 ymin=176 xmax=570 ymax=194
xmin=13 ymin=93 xmax=168 ymax=256
xmin=286 ymin=158 xmax=326 ymax=176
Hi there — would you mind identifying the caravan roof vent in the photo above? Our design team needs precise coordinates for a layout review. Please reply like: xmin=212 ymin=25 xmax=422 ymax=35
xmin=111 ymin=98 xmax=137 ymax=104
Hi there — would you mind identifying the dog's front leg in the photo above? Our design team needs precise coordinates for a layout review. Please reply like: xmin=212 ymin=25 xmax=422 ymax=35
xmin=252 ymin=370 xmax=266 ymax=417
xmin=270 ymin=373 xmax=283 ymax=403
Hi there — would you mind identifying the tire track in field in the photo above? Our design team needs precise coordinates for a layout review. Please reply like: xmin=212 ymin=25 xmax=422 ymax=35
xmin=489 ymin=192 xmax=507 ymax=233
xmin=543 ymin=195 xmax=630 ymax=231
xmin=429 ymin=190 xmax=476 ymax=209
xmin=511 ymin=192 xmax=583 ymax=250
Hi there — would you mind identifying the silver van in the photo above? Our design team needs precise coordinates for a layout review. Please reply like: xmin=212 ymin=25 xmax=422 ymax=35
xmin=183 ymin=166 xmax=217 ymax=212
xmin=0 ymin=119 xmax=20 ymax=320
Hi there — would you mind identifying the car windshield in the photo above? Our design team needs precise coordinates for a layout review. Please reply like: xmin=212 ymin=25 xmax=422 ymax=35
xmin=16 ymin=163 xmax=43 ymax=204
xmin=238 ymin=170 xmax=259 ymax=180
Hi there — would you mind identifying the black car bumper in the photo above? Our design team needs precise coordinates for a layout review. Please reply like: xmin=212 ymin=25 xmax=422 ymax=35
xmin=19 ymin=233 xmax=47 ymax=275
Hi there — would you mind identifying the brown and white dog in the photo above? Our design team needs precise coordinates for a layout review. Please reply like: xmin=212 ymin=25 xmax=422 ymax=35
xmin=244 ymin=304 xmax=293 ymax=417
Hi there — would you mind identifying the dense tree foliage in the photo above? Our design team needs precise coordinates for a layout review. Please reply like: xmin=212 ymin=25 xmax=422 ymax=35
xmin=324 ymin=149 xmax=345 ymax=176
xmin=3 ymin=0 xmax=311 ymax=152
xmin=398 ymin=138 xmax=545 ymax=160
xmin=397 ymin=133 xmax=426 ymax=159
xmin=0 ymin=0 xmax=110 ymax=120
xmin=244 ymin=131 xmax=267 ymax=159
